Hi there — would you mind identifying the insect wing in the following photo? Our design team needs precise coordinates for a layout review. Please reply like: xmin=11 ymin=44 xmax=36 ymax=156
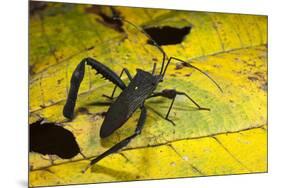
xmin=100 ymin=69 xmax=159 ymax=137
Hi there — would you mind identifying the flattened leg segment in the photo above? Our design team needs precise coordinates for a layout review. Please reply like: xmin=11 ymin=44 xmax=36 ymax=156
xmin=63 ymin=58 xmax=127 ymax=119
xmin=63 ymin=60 xmax=85 ymax=119
xmin=82 ymin=105 xmax=147 ymax=173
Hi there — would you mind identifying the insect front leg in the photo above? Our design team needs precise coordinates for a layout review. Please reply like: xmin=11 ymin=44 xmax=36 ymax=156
xmin=148 ymin=89 xmax=210 ymax=125
xmin=82 ymin=105 xmax=147 ymax=173
xmin=102 ymin=68 xmax=133 ymax=100
xmin=63 ymin=58 xmax=127 ymax=119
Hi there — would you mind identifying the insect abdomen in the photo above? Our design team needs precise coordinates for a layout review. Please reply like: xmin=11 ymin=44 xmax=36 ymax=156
xmin=100 ymin=69 xmax=160 ymax=138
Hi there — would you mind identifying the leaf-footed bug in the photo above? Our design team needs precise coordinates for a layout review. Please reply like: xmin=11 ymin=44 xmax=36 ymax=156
xmin=63 ymin=17 xmax=223 ymax=173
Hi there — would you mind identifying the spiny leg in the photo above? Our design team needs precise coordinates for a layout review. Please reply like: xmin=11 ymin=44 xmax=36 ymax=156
xmin=102 ymin=61 xmax=157 ymax=101
xmin=82 ymin=105 xmax=147 ymax=173
xmin=148 ymin=89 xmax=210 ymax=125
xmin=63 ymin=58 xmax=126 ymax=119
xmin=102 ymin=68 xmax=132 ymax=100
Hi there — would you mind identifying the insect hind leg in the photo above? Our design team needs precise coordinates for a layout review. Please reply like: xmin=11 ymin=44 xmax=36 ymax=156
xmin=63 ymin=58 xmax=127 ymax=119
xmin=102 ymin=68 xmax=132 ymax=100
xmin=82 ymin=105 xmax=147 ymax=173
xmin=63 ymin=59 xmax=86 ymax=119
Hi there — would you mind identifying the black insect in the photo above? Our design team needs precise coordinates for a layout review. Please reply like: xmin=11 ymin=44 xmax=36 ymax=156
xmin=29 ymin=119 xmax=85 ymax=160
xmin=63 ymin=18 xmax=222 ymax=172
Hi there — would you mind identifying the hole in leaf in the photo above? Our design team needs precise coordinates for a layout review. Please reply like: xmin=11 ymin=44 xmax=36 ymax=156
xmin=29 ymin=119 xmax=81 ymax=159
xmin=85 ymin=6 xmax=124 ymax=32
xmin=144 ymin=26 xmax=192 ymax=45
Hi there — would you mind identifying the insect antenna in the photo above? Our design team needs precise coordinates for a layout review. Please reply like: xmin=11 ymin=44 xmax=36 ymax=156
xmin=113 ymin=17 xmax=167 ymax=75
xmin=152 ymin=63 xmax=157 ymax=75
xmin=164 ymin=57 xmax=223 ymax=92
xmin=113 ymin=18 xmax=222 ymax=92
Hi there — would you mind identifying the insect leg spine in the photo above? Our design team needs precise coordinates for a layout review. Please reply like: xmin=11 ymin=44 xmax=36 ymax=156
xmin=85 ymin=57 xmax=126 ymax=90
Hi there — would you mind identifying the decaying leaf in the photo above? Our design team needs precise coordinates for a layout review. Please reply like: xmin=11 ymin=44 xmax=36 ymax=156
xmin=29 ymin=2 xmax=267 ymax=187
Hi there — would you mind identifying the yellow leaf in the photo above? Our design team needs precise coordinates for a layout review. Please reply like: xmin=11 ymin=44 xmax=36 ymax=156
xmin=29 ymin=126 xmax=267 ymax=186
xmin=29 ymin=2 xmax=267 ymax=187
